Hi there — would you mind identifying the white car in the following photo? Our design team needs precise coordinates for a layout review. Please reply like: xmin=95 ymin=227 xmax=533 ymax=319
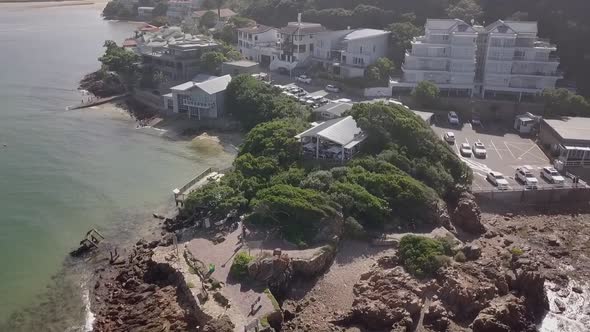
xmin=472 ymin=142 xmax=487 ymax=158
xmin=335 ymin=98 xmax=352 ymax=103
xmin=460 ymin=143 xmax=472 ymax=157
xmin=325 ymin=84 xmax=340 ymax=93
xmin=541 ymin=167 xmax=565 ymax=186
xmin=487 ymin=171 xmax=509 ymax=189
xmin=516 ymin=167 xmax=538 ymax=189
xmin=448 ymin=111 xmax=460 ymax=125
xmin=296 ymin=75 xmax=312 ymax=84
xmin=444 ymin=132 xmax=455 ymax=144
xmin=387 ymin=99 xmax=409 ymax=108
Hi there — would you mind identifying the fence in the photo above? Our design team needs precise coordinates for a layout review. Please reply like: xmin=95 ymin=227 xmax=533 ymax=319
xmin=173 ymin=167 xmax=215 ymax=205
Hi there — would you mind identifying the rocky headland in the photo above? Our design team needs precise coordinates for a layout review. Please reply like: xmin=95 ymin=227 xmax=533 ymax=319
xmin=89 ymin=192 xmax=590 ymax=332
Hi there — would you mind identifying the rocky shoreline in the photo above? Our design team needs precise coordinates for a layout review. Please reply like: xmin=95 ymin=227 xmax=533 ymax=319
xmin=88 ymin=191 xmax=590 ymax=332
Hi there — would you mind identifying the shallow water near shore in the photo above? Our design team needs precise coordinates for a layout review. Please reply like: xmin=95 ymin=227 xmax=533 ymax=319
xmin=0 ymin=4 xmax=233 ymax=330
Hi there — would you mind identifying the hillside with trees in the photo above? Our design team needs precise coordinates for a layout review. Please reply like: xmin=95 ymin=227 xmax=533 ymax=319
xmin=180 ymin=75 xmax=471 ymax=247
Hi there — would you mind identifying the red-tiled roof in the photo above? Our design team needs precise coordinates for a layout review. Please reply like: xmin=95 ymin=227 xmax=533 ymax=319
xmin=123 ymin=38 xmax=138 ymax=47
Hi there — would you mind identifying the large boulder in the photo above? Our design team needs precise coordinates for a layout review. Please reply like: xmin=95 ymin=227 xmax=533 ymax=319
xmin=291 ymin=245 xmax=336 ymax=277
xmin=471 ymin=296 xmax=536 ymax=332
xmin=452 ymin=192 xmax=485 ymax=234
xmin=437 ymin=266 xmax=497 ymax=320
xmin=348 ymin=267 xmax=423 ymax=330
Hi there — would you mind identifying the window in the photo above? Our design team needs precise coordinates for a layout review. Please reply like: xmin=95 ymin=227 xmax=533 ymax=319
xmin=299 ymin=44 xmax=306 ymax=53
xmin=443 ymin=35 xmax=449 ymax=41
xmin=373 ymin=45 xmax=376 ymax=52
xmin=255 ymin=36 xmax=258 ymax=41
xmin=310 ymin=34 xmax=313 ymax=38
xmin=360 ymin=46 xmax=363 ymax=53
xmin=310 ymin=43 xmax=314 ymax=52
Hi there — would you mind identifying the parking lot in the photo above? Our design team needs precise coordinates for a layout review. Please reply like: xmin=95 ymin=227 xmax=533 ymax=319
xmin=431 ymin=117 xmax=574 ymax=191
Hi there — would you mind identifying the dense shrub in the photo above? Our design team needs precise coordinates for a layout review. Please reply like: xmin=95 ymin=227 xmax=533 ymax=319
xmin=184 ymin=182 xmax=247 ymax=218
xmin=412 ymin=81 xmax=440 ymax=108
xmin=343 ymin=216 xmax=368 ymax=240
xmin=398 ymin=235 xmax=450 ymax=278
xmin=350 ymin=102 xmax=472 ymax=196
xmin=229 ymin=251 xmax=254 ymax=280
xmin=239 ymin=119 xmax=308 ymax=167
xmin=247 ymin=184 xmax=340 ymax=243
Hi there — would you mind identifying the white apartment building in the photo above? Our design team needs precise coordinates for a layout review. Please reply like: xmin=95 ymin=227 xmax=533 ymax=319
xmin=476 ymin=20 xmax=562 ymax=101
xmin=312 ymin=29 xmax=391 ymax=78
xmin=391 ymin=19 xmax=562 ymax=100
xmin=391 ymin=19 xmax=478 ymax=97
xmin=270 ymin=20 xmax=326 ymax=72
xmin=237 ymin=25 xmax=281 ymax=67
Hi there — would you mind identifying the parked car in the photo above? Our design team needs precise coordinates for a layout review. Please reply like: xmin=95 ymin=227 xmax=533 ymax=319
xmin=487 ymin=171 xmax=509 ymax=190
xmin=325 ymin=84 xmax=340 ymax=93
xmin=288 ymin=86 xmax=304 ymax=94
xmin=278 ymin=67 xmax=289 ymax=75
xmin=516 ymin=166 xmax=538 ymax=189
xmin=335 ymin=98 xmax=352 ymax=103
xmin=296 ymin=75 xmax=312 ymax=84
xmin=460 ymin=143 xmax=472 ymax=157
xmin=471 ymin=112 xmax=481 ymax=126
xmin=448 ymin=111 xmax=460 ymax=125
xmin=472 ymin=142 xmax=487 ymax=158
xmin=295 ymin=90 xmax=307 ymax=97
xmin=443 ymin=132 xmax=455 ymax=144
xmin=540 ymin=167 xmax=565 ymax=186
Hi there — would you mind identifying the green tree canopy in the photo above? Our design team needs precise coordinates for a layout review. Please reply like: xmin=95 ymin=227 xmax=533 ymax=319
xmin=200 ymin=10 xmax=219 ymax=29
xmin=543 ymin=88 xmax=590 ymax=117
xmin=445 ymin=0 xmax=483 ymax=22
xmin=387 ymin=22 xmax=423 ymax=65
xmin=226 ymin=75 xmax=308 ymax=129
xmin=248 ymin=184 xmax=340 ymax=244
xmin=200 ymin=51 xmax=226 ymax=75
xmin=412 ymin=81 xmax=440 ymax=108
xmin=366 ymin=57 xmax=396 ymax=83
xmin=399 ymin=235 xmax=448 ymax=278
xmin=239 ymin=119 xmax=307 ymax=167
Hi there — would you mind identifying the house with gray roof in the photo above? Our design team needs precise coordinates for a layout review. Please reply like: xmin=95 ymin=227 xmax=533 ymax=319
xmin=312 ymin=28 xmax=391 ymax=78
xmin=165 ymin=75 xmax=232 ymax=120
xmin=295 ymin=116 xmax=366 ymax=162
xmin=313 ymin=101 xmax=354 ymax=120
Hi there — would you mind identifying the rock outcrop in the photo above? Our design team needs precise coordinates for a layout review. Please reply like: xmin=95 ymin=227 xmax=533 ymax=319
xmin=348 ymin=266 xmax=424 ymax=330
xmin=471 ymin=296 xmax=536 ymax=332
xmin=452 ymin=192 xmax=485 ymax=234
xmin=291 ymin=245 xmax=336 ymax=277
xmin=92 ymin=242 xmax=205 ymax=332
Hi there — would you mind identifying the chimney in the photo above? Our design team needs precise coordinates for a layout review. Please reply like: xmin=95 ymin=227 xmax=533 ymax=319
xmin=297 ymin=13 xmax=302 ymax=25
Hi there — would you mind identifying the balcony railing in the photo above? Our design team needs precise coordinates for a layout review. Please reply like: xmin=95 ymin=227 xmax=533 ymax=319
xmin=406 ymin=51 xmax=448 ymax=58
xmin=511 ymin=69 xmax=564 ymax=77
xmin=513 ymin=55 xmax=560 ymax=62
xmin=402 ymin=64 xmax=449 ymax=72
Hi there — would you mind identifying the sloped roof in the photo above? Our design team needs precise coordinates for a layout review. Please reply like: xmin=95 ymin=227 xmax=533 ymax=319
xmin=296 ymin=116 xmax=364 ymax=146
xmin=171 ymin=75 xmax=232 ymax=94
xmin=197 ymin=74 xmax=232 ymax=94
xmin=238 ymin=24 xmax=275 ymax=34
xmin=503 ymin=21 xmax=537 ymax=34
xmin=280 ymin=22 xmax=325 ymax=35
xmin=344 ymin=29 xmax=390 ymax=41
xmin=485 ymin=20 xmax=538 ymax=34
xmin=193 ymin=8 xmax=236 ymax=18
xmin=426 ymin=18 xmax=476 ymax=33
xmin=314 ymin=102 xmax=353 ymax=117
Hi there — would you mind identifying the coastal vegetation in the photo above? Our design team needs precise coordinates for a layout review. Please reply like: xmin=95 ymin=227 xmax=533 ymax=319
xmin=229 ymin=251 xmax=254 ymax=280
xmin=80 ymin=40 xmax=140 ymax=97
xmin=398 ymin=235 xmax=452 ymax=278
xmin=542 ymin=88 xmax=590 ymax=117
xmin=182 ymin=75 xmax=471 ymax=246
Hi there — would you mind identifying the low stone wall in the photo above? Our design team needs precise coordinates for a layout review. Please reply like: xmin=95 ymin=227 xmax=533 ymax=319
xmin=474 ymin=186 xmax=590 ymax=206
